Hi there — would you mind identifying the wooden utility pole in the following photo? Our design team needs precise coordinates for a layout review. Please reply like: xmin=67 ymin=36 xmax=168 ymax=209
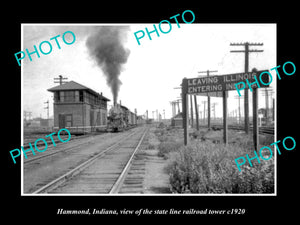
xmin=190 ymin=95 xmax=194 ymax=127
xmin=238 ymin=96 xmax=241 ymax=124
xmin=194 ymin=95 xmax=199 ymax=131
xmin=171 ymin=102 xmax=175 ymax=117
xmin=272 ymin=98 xmax=275 ymax=122
xmin=170 ymin=101 xmax=175 ymax=117
xmin=173 ymin=102 xmax=176 ymax=116
xmin=54 ymin=75 xmax=68 ymax=85
xmin=212 ymin=102 xmax=218 ymax=122
xmin=253 ymin=88 xmax=259 ymax=150
xmin=173 ymin=86 xmax=181 ymax=116
xmin=265 ymin=88 xmax=269 ymax=125
xmin=198 ymin=70 xmax=218 ymax=130
xmin=230 ymin=42 xmax=263 ymax=134
xmin=182 ymin=78 xmax=188 ymax=145
xmin=234 ymin=95 xmax=243 ymax=124
xmin=223 ymin=91 xmax=228 ymax=144
xmin=252 ymin=68 xmax=259 ymax=151
xmin=202 ymin=100 xmax=206 ymax=124
xmin=176 ymin=99 xmax=181 ymax=113
xmin=44 ymin=100 xmax=49 ymax=119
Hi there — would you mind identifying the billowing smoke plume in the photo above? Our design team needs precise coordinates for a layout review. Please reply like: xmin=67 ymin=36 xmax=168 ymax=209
xmin=86 ymin=26 xmax=130 ymax=105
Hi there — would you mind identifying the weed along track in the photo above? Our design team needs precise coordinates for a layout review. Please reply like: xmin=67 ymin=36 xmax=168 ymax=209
xmin=30 ymin=127 xmax=149 ymax=194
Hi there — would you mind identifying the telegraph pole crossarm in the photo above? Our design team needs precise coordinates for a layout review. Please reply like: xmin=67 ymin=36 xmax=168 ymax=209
xmin=230 ymin=50 xmax=264 ymax=53
xmin=54 ymin=75 xmax=68 ymax=85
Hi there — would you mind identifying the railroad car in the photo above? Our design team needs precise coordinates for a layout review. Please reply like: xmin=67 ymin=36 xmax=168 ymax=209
xmin=107 ymin=104 xmax=137 ymax=132
xmin=128 ymin=111 xmax=137 ymax=127
xmin=107 ymin=104 xmax=127 ymax=132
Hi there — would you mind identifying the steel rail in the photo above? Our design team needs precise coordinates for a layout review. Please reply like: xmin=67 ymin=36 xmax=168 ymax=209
xmin=109 ymin=128 xmax=148 ymax=194
xmin=210 ymin=124 xmax=274 ymax=135
xmin=32 ymin=129 xmax=139 ymax=194
xmin=24 ymin=132 xmax=126 ymax=164
xmin=24 ymin=140 xmax=92 ymax=164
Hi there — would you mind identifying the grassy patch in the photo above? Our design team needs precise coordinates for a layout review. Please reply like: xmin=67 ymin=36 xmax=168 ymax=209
xmin=167 ymin=141 xmax=274 ymax=194
xmin=154 ymin=127 xmax=184 ymax=158
xmin=154 ymin=126 xmax=274 ymax=194
xmin=157 ymin=142 xmax=183 ymax=158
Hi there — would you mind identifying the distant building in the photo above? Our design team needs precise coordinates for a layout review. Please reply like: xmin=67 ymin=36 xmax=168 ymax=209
xmin=258 ymin=108 xmax=274 ymax=126
xmin=27 ymin=118 xmax=54 ymax=127
xmin=48 ymin=81 xmax=110 ymax=133
xmin=39 ymin=118 xmax=54 ymax=127
xmin=136 ymin=115 xmax=145 ymax=125
xmin=171 ymin=112 xmax=183 ymax=128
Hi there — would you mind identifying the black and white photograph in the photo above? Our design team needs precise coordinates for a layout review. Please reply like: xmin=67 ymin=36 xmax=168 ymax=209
xmin=21 ymin=23 xmax=276 ymax=195
xmin=4 ymin=5 xmax=298 ymax=221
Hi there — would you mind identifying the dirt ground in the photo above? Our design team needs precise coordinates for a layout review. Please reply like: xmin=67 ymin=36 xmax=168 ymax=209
xmin=143 ymin=149 xmax=171 ymax=194
xmin=142 ymin=126 xmax=172 ymax=194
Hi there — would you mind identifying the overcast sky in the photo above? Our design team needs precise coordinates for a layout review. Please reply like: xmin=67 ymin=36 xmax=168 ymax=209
xmin=22 ymin=23 xmax=276 ymax=120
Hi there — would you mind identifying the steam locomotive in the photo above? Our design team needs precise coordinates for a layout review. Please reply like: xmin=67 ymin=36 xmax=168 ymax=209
xmin=107 ymin=103 xmax=137 ymax=132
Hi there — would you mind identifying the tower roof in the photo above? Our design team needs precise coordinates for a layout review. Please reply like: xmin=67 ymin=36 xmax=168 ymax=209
xmin=48 ymin=80 xmax=91 ymax=91
xmin=47 ymin=80 xmax=110 ymax=101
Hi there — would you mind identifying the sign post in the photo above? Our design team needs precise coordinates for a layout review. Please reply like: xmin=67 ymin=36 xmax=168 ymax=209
xmin=190 ymin=95 xmax=193 ymax=128
xmin=253 ymin=87 xmax=259 ymax=150
xmin=252 ymin=69 xmax=259 ymax=151
xmin=194 ymin=95 xmax=199 ymax=131
xmin=222 ymin=90 xmax=228 ymax=144
xmin=182 ymin=78 xmax=188 ymax=145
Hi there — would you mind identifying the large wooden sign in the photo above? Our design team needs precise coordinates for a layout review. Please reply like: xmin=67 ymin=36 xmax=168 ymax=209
xmin=185 ymin=70 xmax=269 ymax=94
xmin=181 ymin=69 xmax=268 ymax=146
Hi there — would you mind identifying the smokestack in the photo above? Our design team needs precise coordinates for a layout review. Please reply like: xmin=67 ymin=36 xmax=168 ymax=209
xmin=86 ymin=26 xmax=130 ymax=105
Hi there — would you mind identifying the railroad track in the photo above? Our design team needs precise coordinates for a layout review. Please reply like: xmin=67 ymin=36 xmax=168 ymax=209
xmin=24 ymin=133 xmax=112 ymax=164
xmin=23 ymin=126 xmax=139 ymax=160
xmin=23 ymin=133 xmax=94 ymax=149
xmin=28 ymin=126 xmax=148 ymax=194
xmin=211 ymin=124 xmax=274 ymax=135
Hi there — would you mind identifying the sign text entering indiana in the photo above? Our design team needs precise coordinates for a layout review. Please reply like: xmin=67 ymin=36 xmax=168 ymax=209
xmin=185 ymin=70 xmax=269 ymax=94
